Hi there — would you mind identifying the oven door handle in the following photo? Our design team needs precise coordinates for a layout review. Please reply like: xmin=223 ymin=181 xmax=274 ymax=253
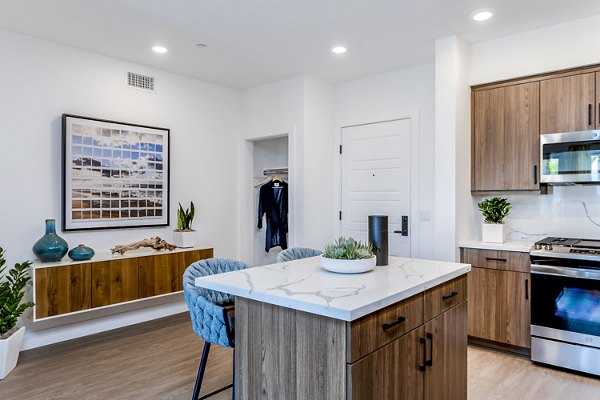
xmin=531 ymin=264 xmax=600 ymax=281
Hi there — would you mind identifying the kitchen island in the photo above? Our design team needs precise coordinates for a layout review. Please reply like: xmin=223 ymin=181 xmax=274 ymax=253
xmin=196 ymin=256 xmax=471 ymax=400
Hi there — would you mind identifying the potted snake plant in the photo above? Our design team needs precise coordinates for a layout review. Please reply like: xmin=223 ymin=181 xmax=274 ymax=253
xmin=477 ymin=197 xmax=512 ymax=243
xmin=320 ymin=237 xmax=376 ymax=274
xmin=0 ymin=247 xmax=33 ymax=379
xmin=173 ymin=202 xmax=197 ymax=248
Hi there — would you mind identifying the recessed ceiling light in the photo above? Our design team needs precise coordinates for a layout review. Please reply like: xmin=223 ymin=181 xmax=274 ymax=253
xmin=332 ymin=46 xmax=347 ymax=54
xmin=472 ymin=9 xmax=494 ymax=22
xmin=152 ymin=46 xmax=168 ymax=54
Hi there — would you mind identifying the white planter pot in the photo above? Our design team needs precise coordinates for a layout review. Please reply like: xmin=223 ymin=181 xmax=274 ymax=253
xmin=173 ymin=230 xmax=198 ymax=248
xmin=319 ymin=255 xmax=377 ymax=274
xmin=482 ymin=223 xmax=506 ymax=243
xmin=0 ymin=326 xmax=25 ymax=380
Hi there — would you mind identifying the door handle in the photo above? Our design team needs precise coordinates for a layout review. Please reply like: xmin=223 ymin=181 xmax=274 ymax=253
xmin=419 ymin=337 xmax=427 ymax=371
xmin=426 ymin=332 xmax=433 ymax=366
xmin=393 ymin=216 xmax=409 ymax=236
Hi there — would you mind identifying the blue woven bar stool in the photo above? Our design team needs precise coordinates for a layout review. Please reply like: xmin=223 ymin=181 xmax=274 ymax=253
xmin=276 ymin=247 xmax=322 ymax=263
xmin=183 ymin=258 xmax=250 ymax=400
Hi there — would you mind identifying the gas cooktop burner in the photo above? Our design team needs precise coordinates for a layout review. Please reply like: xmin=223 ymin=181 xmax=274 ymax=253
xmin=531 ymin=237 xmax=600 ymax=260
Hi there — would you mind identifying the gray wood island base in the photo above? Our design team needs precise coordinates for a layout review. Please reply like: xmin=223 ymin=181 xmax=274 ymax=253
xmin=235 ymin=275 xmax=467 ymax=400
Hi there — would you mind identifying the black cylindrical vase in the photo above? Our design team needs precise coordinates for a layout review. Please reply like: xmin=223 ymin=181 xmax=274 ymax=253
xmin=368 ymin=215 xmax=388 ymax=266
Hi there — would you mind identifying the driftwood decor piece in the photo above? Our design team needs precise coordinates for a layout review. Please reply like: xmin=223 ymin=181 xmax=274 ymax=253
xmin=111 ymin=236 xmax=177 ymax=255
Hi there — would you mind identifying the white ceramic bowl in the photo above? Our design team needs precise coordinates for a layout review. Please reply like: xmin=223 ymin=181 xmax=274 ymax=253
xmin=319 ymin=255 xmax=376 ymax=274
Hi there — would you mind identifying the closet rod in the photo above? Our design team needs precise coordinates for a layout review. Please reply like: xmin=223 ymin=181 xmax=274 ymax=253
xmin=263 ymin=167 xmax=288 ymax=176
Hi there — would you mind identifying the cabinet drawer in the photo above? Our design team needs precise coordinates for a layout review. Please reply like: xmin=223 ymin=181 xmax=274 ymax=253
xmin=461 ymin=248 xmax=529 ymax=273
xmin=348 ymin=293 xmax=423 ymax=363
xmin=424 ymin=275 xmax=467 ymax=322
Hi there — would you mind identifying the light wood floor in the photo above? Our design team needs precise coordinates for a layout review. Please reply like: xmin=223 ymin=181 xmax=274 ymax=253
xmin=1 ymin=314 xmax=598 ymax=399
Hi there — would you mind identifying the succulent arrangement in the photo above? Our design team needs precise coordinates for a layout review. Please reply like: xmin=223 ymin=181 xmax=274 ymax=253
xmin=477 ymin=197 xmax=512 ymax=224
xmin=323 ymin=237 xmax=374 ymax=260
xmin=0 ymin=247 xmax=34 ymax=339
xmin=176 ymin=202 xmax=195 ymax=231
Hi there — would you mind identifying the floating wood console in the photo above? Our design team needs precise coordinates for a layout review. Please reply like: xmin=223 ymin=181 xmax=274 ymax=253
xmin=33 ymin=247 xmax=213 ymax=321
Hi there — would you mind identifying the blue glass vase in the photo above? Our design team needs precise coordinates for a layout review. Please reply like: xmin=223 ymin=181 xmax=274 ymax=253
xmin=68 ymin=244 xmax=95 ymax=261
xmin=32 ymin=219 xmax=69 ymax=262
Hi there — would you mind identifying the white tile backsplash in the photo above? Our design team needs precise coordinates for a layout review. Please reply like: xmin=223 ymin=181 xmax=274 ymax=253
xmin=472 ymin=186 xmax=600 ymax=241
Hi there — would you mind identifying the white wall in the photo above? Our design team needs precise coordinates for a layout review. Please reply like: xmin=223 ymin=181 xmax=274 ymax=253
xmin=335 ymin=64 xmax=436 ymax=259
xmin=0 ymin=30 xmax=242 ymax=349
xmin=461 ymin=15 xmax=600 ymax=246
xmin=470 ymin=14 xmax=600 ymax=86
xmin=303 ymin=76 xmax=335 ymax=250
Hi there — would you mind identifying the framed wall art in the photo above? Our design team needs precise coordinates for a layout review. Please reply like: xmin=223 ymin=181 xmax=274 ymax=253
xmin=62 ymin=114 xmax=170 ymax=231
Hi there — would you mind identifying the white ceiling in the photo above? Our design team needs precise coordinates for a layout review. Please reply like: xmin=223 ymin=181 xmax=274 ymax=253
xmin=1 ymin=0 xmax=600 ymax=88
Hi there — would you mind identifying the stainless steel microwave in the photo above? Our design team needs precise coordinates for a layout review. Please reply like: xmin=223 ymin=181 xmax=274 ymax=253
xmin=541 ymin=130 xmax=600 ymax=184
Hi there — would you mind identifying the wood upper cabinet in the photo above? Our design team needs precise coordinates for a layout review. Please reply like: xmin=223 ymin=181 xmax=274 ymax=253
xmin=424 ymin=302 xmax=468 ymax=400
xmin=540 ymin=73 xmax=596 ymax=134
xmin=472 ymin=82 xmax=540 ymax=191
xmin=462 ymin=248 xmax=531 ymax=349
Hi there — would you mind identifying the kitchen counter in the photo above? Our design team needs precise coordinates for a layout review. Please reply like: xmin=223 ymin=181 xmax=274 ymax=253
xmin=197 ymin=256 xmax=470 ymax=399
xmin=459 ymin=240 xmax=534 ymax=253
xmin=195 ymin=256 xmax=470 ymax=321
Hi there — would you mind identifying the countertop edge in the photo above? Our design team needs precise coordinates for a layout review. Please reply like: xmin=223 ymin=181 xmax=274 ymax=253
xmin=459 ymin=240 xmax=533 ymax=253
xmin=195 ymin=264 xmax=471 ymax=322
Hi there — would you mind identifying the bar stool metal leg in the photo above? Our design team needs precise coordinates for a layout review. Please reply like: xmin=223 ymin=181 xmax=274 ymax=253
xmin=192 ymin=342 xmax=211 ymax=400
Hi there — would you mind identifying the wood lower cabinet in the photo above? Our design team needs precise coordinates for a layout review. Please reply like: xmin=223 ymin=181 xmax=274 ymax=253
xmin=424 ymin=302 xmax=468 ymax=400
xmin=348 ymin=326 xmax=425 ymax=400
xmin=35 ymin=263 xmax=92 ymax=319
xmin=461 ymin=248 xmax=530 ymax=350
xmin=540 ymin=72 xmax=596 ymax=134
xmin=347 ymin=301 xmax=467 ymax=400
xmin=34 ymin=248 xmax=213 ymax=320
xmin=472 ymin=82 xmax=540 ymax=192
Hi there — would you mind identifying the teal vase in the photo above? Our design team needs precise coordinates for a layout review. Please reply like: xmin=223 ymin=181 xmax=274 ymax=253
xmin=68 ymin=244 xmax=95 ymax=261
xmin=32 ymin=219 xmax=69 ymax=262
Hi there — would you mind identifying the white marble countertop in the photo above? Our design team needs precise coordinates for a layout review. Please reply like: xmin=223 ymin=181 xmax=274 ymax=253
xmin=195 ymin=256 xmax=471 ymax=321
xmin=459 ymin=240 xmax=534 ymax=253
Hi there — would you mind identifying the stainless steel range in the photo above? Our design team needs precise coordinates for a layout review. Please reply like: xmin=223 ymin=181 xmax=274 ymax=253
xmin=530 ymin=237 xmax=600 ymax=376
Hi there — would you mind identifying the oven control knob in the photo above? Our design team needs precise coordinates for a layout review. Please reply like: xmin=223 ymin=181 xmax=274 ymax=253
xmin=534 ymin=243 xmax=542 ymax=250
xmin=544 ymin=244 xmax=553 ymax=251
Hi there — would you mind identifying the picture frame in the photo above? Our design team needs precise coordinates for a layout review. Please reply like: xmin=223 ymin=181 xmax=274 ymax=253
xmin=62 ymin=114 xmax=170 ymax=231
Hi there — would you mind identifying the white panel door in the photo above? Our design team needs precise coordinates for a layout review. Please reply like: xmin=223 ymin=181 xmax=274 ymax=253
xmin=341 ymin=119 xmax=411 ymax=257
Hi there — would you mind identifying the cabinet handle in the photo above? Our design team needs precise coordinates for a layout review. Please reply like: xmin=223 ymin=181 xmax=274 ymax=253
xmin=485 ymin=257 xmax=507 ymax=263
xmin=533 ymin=165 xmax=538 ymax=185
xmin=598 ymin=103 xmax=600 ymax=127
xmin=382 ymin=316 xmax=406 ymax=330
xmin=442 ymin=291 xmax=458 ymax=301
xmin=525 ymin=279 xmax=529 ymax=300
xmin=419 ymin=337 xmax=427 ymax=371
xmin=426 ymin=332 xmax=433 ymax=366
xmin=589 ymin=104 xmax=593 ymax=126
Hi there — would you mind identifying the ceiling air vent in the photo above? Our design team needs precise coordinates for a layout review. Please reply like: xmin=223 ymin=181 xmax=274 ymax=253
xmin=127 ymin=72 xmax=154 ymax=91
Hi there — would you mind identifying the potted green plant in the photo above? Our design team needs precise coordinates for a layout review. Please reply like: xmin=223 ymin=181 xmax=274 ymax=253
xmin=173 ymin=202 xmax=197 ymax=248
xmin=320 ymin=237 xmax=376 ymax=274
xmin=477 ymin=197 xmax=512 ymax=243
xmin=0 ymin=247 xmax=33 ymax=379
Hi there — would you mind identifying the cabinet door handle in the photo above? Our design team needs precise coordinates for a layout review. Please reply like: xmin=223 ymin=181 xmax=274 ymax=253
xmin=525 ymin=279 xmax=529 ymax=300
xmin=485 ymin=257 xmax=507 ymax=262
xmin=382 ymin=316 xmax=406 ymax=330
xmin=589 ymin=104 xmax=593 ymax=126
xmin=426 ymin=332 xmax=433 ymax=366
xmin=598 ymin=103 xmax=600 ymax=127
xmin=419 ymin=337 xmax=427 ymax=371
xmin=442 ymin=291 xmax=458 ymax=301
xmin=533 ymin=165 xmax=538 ymax=185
